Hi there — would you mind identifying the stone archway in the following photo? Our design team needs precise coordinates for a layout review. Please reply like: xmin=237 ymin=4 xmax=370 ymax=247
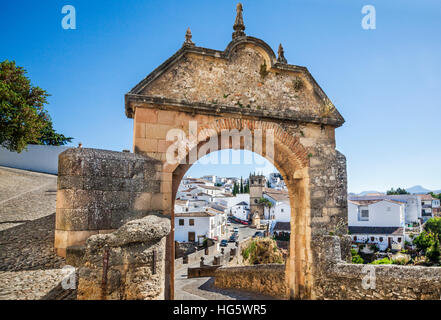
xmin=54 ymin=4 xmax=347 ymax=300
xmin=123 ymin=3 xmax=347 ymax=297
xmin=168 ymin=118 xmax=312 ymax=299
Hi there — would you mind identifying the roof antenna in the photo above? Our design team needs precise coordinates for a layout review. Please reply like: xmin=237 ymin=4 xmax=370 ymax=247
xmin=232 ymin=3 xmax=246 ymax=39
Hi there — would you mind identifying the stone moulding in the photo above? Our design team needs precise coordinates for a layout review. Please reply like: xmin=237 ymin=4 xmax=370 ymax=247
xmin=125 ymin=94 xmax=344 ymax=127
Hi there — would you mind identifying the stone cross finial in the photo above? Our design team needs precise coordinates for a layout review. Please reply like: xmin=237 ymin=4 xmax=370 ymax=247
xmin=277 ymin=43 xmax=287 ymax=63
xmin=183 ymin=27 xmax=195 ymax=46
xmin=232 ymin=3 xmax=246 ymax=39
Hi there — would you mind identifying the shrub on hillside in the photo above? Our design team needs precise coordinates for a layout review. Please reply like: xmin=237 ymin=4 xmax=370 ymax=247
xmin=351 ymin=249 xmax=364 ymax=264
xmin=371 ymin=257 xmax=392 ymax=265
xmin=241 ymin=238 xmax=284 ymax=265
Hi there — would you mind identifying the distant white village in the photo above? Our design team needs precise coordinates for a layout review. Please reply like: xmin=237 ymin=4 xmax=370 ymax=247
xmin=174 ymin=171 xmax=441 ymax=257
xmin=174 ymin=173 xmax=290 ymax=245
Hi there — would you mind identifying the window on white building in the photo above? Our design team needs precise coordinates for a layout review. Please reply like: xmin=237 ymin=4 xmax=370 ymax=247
xmin=359 ymin=209 xmax=369 ymax=221
xmin=179 ymin=219 xmax=184 ymax=226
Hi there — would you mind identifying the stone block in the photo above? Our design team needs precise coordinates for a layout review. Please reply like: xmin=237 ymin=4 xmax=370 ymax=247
xmin=133 ymin=192 xmax=152 ymax=211
xmin=145 ymin=124 xmax=173 ymax=140
xmin=56 ymin=208 xmax=90 ymax=231
xmin=157 ymin=110 xmax=176 ymax=125
xmin=136 ymin=108 xmax=158 ymax=123
xmin=135 ymin=138 xmax=158 ymax=153
xmin=88 ymin=208 xmax=112 ymax=230
xmin=135 ymin=122 xmax=146 ymax=138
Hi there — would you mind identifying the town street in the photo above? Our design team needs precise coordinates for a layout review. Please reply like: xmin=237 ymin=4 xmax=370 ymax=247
xmin=174 ymin=222 xmax=273 ymax=300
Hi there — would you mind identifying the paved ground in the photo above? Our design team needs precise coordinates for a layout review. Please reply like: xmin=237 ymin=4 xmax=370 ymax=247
xmin=174 ymin=222 xmax=276 ymax=300
xmin=0 ymin=166 xmax=73 ymax=300
xmin=174 ymin=250 xmax=276 ymax=300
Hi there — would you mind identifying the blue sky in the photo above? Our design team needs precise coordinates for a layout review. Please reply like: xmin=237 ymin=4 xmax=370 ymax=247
xmin=1 ymin=0 xmax=440 ymax=193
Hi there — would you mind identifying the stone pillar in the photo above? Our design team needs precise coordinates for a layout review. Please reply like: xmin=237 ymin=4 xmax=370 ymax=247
xmin=76 ymin=215 xmax=170 ymax=300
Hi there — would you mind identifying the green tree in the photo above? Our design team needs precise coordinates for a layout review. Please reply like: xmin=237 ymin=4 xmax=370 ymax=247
xmin=386 ymin=187 xmax=409 ymax=195
xmin=258 ymin=197 xmax=272 ymax=208
xmin=413 ymin=218 xmax=441 ymax=264
xmin=429 ymin=192 xmax=441 ymax=200
xmin=425 ymin=217 xmax=441 ymax=236
xmin=232 ymin=182 xmax=239 ymax=196
xmin=426 ymin=238 xmax=441 ymax=264
xmin=0 ymin=60 xmax=72 ymax=152
xmin=240 ymin=177 xmax=244 ymax=194
xmin=414 ymin=231 xmax=436 ymax=252
xmin=37 ymin=116 xmax=72 ymax=146
xmin=243 ymin=180 xmax=250 ymax=193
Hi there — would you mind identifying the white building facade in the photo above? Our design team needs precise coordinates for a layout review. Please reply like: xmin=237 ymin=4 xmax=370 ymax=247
xmin=348 ymin=199 xmax=405 ymax=251
xmin=263 ymin=191 xmax=290 ymax=222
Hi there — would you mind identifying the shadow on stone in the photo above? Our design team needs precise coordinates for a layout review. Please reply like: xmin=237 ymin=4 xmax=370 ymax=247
xmin=0 ymin=214 xmax=65 ymax=272
xmin=195 ymin=277 xmax=278 ymax=300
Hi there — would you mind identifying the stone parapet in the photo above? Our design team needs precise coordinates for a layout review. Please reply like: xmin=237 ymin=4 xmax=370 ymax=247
xmin=214 ymin=264 xmax=288 ymax=299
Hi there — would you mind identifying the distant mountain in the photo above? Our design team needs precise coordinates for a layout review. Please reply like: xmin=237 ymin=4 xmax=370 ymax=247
xmin=357 ymin=190 xmax=384 ymax=196
xmin=406 ymin=185 xmax=432 ymax=194
xmin=350 ymin=185 xmax=441 ymax=196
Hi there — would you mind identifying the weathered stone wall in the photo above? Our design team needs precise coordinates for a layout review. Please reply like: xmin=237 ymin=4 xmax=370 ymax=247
xmin=76 ymin=214 xmax=170 ymax=300
xmin=214 ymin=264 xmax=288 ymax=299
xmin=312 ymin=235 xmax=441 ymax=300
xmin=55 ymin=148 xmax=163 ymax=257
xmin=188 ymin=265 xmax=221 ymax=278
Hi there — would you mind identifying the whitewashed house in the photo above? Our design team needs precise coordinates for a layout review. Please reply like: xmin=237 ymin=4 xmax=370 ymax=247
xmin=174 ymin=208 xmax=227 ymax=243
xmin=206 ymin=207 xmax=228 ymax=238
xmin=348 ymin=199 xmax=405 ymax=251
xmin=349 ymin=195 xmax=421 ymax=225
xmin=272 ymin=222 xmax=291 ymax=237
xmin=263 ymin=190 xmax=290 ymax=222
xmin=174 ymin=199 xmax=189 ymax=213
xmin=174 ymin=212 xmax=216 ymax=243
xmin=176 ymin=187 xmax=201 ymax=200
xmin=231 ymin=201 xmax=250 ymax=221
xmin=268 ymin=173 xmax=287 ymax=190
xmin=197 ymin=185 xmax=225 ymax=196
xmin=201 ymin=175 xmax=217 ymax=184
xmin=418 ymin=194 xmax=440 ymax=221
xmin=213 ymin=193 xmax=249 ymax=209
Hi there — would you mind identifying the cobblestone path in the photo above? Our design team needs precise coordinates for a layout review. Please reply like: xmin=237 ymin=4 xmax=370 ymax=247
xmin=0 ymin=166 xmax=74 ymax=300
